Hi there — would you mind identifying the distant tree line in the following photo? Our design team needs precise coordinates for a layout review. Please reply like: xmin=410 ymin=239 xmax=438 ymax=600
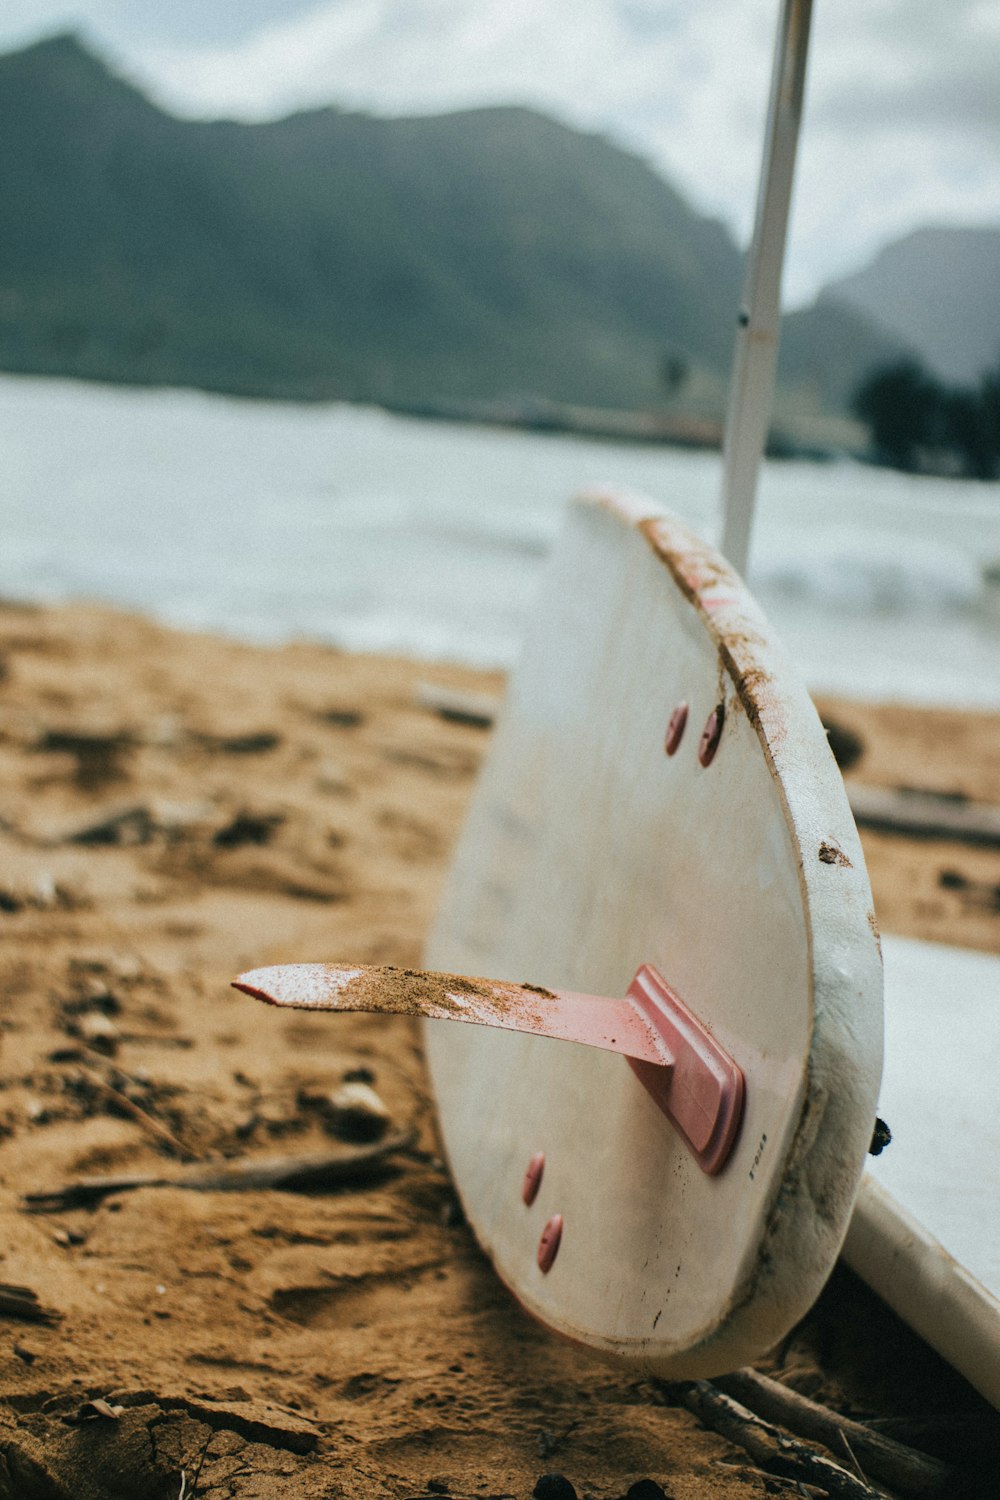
xmin=852 ymin=357 xmax=1000 ymax=480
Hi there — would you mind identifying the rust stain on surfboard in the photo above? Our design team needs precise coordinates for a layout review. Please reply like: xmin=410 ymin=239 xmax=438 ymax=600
xmin=636 ymin=514 xmax=789 ymax=754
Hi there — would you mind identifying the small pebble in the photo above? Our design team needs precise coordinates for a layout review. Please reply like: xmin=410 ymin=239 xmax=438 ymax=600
xmin=77 ymin=1012 xmax=121 ymax=1056
xmin=83 ymin=988 xmax=121 ymax=1016
xmin=52 ymin=1226 xmax=86 ymax=1247
xmin=440 ymin=1195 xmax=465 ymax=1229
xmin=47 ymin=1046 xmax=85 ymax=1063
xmin=314 ymin=761 xmax=351 ymax=795
xmin=72 ymin=1398 xmax=124 ymax=1422
xmin=533 ymin=1476 xmax=578 ymax=1500
xmin=343 ymin=1065 xmax=376 ymax=1085
xmin=234 ymin=1111 xmax=260 ymax=1140
xmin=147 ymin=713 xmax=183 ymax=748
xmin=323 ymin=1081 xmax=391 ymax=1141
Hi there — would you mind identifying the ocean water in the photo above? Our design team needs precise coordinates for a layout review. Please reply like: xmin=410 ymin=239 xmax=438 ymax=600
xmin=2 ymin=373 xmax=999 ymax=707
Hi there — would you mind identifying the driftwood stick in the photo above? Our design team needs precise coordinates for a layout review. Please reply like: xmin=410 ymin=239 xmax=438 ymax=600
xmin=847 ymin=783 xmax=1000 ymax=849
xmin=414 ymin=682 xmax=499 ymax=728
xmin=22 ymin=1130 xmax=417 ymax=1212
xmin=868 ymin=1411 xmax=1000 ymax=1461
xmin=664 ymin=1380 xmax=886 ymax=1499
xmin=716 ymin=1368 xmax=956 ymax=1497
xmin=0 ymin=1282 xmax=60 ymax=1324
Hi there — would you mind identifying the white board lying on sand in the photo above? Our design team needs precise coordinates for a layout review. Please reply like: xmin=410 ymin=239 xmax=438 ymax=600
xmin=846 ymin=934 xmax=1000 ymax=1409
xmin=423 ymin=491 xmax=883 ymax=1377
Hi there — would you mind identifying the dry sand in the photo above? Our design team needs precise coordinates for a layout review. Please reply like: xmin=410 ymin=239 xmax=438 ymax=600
xmin=0 ymin=600 xmax=997 ymax=1499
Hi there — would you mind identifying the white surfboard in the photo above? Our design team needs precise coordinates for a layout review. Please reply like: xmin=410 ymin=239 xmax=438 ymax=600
xmin=846 ymin=934 xmax=1000 ymax=1408
xmin=237 ymin=489 xmax=884 ymax=1375
xmin=420 ymin=490 xmax=883 ymax=1376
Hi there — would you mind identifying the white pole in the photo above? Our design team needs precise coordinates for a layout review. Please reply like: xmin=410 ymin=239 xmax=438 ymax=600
xmin=720 ymin=0 xmax=813 ymax=576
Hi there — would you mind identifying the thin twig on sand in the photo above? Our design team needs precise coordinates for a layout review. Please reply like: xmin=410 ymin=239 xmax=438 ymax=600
xmin=847 ymin=783 xmax=1000 ymax=849
xmin=76 ymin=1063 xmax=196 ymax=1160
xmin=22 ymin=1130 xmax=417 ymax=1212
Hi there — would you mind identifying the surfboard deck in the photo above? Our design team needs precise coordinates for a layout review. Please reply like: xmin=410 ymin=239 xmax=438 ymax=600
xmin=423 ymin=490 xmax=883 ymax=1377
xmin=846 ymin=934 xmax=1000 ymax=1408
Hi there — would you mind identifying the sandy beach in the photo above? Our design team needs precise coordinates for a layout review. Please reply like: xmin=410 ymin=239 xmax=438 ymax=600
xmin=0 ymin=599 xmax=998 ymax=1499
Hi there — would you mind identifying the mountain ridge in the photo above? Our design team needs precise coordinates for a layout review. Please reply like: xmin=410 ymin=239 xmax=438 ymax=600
xmin=824 ymin=225 xmax=1000 ymax=386
xmin=0 ymin=32 xmax=917 ymax=426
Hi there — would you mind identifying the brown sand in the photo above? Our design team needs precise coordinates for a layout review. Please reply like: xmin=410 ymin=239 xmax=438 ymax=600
xmin=0 ymin=601 xmax=997 ymax=1499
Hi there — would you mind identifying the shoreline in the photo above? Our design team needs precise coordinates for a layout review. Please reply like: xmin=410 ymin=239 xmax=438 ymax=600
xmin=0 ymin=365 xmax=858 ymax=463
xmin=2 ymin=581 xmax=999 ymax=717
xmin=0 ymin=599 xmax=997 ymax=1496
xmin=0 ymin=363 xmax=888 ymax=473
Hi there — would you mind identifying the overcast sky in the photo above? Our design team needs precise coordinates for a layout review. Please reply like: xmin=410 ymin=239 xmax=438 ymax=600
xmin=3 ymin=0 xmax=998 ymax=304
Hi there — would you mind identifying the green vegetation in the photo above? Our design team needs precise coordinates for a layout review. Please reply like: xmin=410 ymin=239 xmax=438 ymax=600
xmin=853 ymin=359 xmax=1000 ymax=479
xmin=777 ymin=295 xmax=915 ymax=416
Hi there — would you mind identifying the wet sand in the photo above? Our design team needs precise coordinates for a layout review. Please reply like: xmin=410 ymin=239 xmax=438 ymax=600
xmin=0 ymin=600 xmax=997 ymax=1499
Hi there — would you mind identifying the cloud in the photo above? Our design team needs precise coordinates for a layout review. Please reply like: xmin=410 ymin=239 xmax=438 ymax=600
xmin=0 ymin=0 xmax=322 ymax=49
xmin=789 ymin=0 xmax=1000 ymax=289
xmin=138 ymin=1 xmax=775 ymax=238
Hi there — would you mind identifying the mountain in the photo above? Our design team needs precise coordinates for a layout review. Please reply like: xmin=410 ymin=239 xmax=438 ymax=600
xmin=0 ymin=32 xmax=907 ymax=424
xmin=0 ymin=33 xmax=746 ymax=410
xmin=823 ymin=226 xmax=1000 ymax=386
xmin=777 ymin=296 xmax=915 ymax=414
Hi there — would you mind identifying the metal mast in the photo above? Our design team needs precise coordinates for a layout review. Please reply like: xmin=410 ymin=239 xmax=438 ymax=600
xmin=720 ymin=0 xmax=814 ymax=575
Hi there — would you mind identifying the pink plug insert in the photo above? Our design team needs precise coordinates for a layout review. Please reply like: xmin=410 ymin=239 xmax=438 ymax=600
xmin=233 ymin=960 xmax=745 ymax=1174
